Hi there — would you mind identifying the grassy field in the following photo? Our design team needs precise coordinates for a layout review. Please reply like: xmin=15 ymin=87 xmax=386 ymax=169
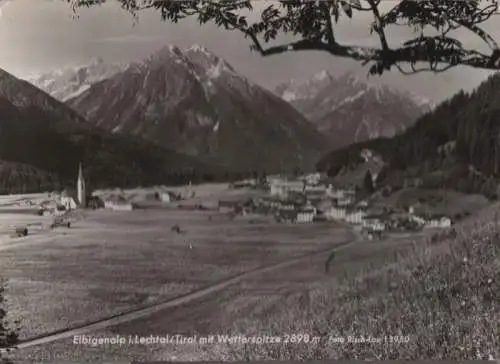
xmin=0 ymin=188 xmax=351 ymax=345
xmin=8 ymin=229 xmax=424 ymax=362
xmin=194 ymin=203 xmax=500 ymax=360
xmin=3 ymin=185 xmax=497 ymax=361
xmin=374 ymin=188 xmax=489 ymax=218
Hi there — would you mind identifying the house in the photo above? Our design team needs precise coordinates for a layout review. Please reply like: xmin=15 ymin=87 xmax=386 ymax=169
xmin=410 ymin=214 xmax=426 ymax=226
xmin=363 ymin=217 xmax=385 ymax=231
xmin=324 ymin=206 xmax=346 ymax=221
xmin=344 ymin=209 xmax=366 ymax=225
xmin=270 ymin=183 xmax=287 ymax=197
xmin=87 ymin=195 xmax=105 ymax=210
xmin=60 ymin=196 xmax=77 ymax=211
xmin=111 ymin=203 xmax=134 ymax=211
xmin=269 ymin=179 xmax=305 ymax=195
xmin=304 ymin=173 xmax=321 ymax=185
xmin=279 ymin=202 xmax=296 ymax=210
xmin=160 ymin=192 xmax=171 ymax=203
xmin=59 ymin=190 xmax=77 ymax=211
xmin=357 ymin=200 xmax=369 ymax=209
xmin=296 ymin=208 xmax=316 ymax=223
xmin=426 ymin=216 xmax=452 ymax=228
xmin=304 ymin=184 xmax=327 ymax=193
xmin=365 ymin=228 xmax=385 ymax=240
xmin=327 ymin=189 xmax=345 ymax=199
xmin=336 ymin=196 xmax=354 ymax=207
xmin=104 ymin=194 xmax=134 ymax=211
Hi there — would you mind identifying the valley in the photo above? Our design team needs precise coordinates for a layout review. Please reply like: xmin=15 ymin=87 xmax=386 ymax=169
xmin=0 ymin=180 xmax=445 ymax=362
xmin=0 ymin=37 xmax=499 ymax=362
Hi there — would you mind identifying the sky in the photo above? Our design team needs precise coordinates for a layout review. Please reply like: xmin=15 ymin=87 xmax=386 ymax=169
xmin=0 ymin=0 xmax=497 ymax=103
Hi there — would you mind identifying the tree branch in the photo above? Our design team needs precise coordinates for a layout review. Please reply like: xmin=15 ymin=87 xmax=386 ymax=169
xmin=67 ymin=0 xmax=500 ymax=75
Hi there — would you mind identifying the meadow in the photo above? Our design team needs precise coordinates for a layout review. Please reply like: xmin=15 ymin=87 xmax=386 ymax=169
xmin=0 ymin=187 xmax=351 ymax=345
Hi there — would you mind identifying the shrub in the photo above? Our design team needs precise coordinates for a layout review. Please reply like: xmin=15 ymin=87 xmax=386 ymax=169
xmin=0 ymin=280 xmax=20 ymax=364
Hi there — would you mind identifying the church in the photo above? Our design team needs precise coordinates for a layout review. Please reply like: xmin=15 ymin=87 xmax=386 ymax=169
xmin=60 ymin=163 xmax=87 ymax=210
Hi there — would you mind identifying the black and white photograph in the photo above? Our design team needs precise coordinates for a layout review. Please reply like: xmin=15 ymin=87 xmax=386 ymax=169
xmin=0 ymin=0 xmax=499 ymax=362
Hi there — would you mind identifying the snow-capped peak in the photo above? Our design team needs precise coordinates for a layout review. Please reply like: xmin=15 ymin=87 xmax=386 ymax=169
xmin=313 ymin=70 xmax=331 ymax=81
xmin=24 ymin=57 xmax=129 ymax=101
xmin=89 ymin=56 xmax=104 ymax=65
xmin=273 ymin=70 xmax=431 ymax=149
xmin=187 ymin=44 xmax=211 ymax=54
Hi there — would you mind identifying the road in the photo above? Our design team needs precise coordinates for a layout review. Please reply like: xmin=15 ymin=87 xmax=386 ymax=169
xmin=8 ymin=231 xmax=359 ymax=351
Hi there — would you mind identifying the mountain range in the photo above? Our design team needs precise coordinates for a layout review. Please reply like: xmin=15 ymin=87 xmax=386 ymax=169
xmin=17 ymin=44 xmax=444 ymax=195
xmin=317 ymin=73 xmax=500 ymax=198
xmin=274 ymin=71 xmax=433 ymax=149
xmin=26 ymin=57 xmax=128 ymax=102
xmin=58 ymin=45 xmax=329 ymax=173
xmin=29 ymin=58 xmax=433 ymax=154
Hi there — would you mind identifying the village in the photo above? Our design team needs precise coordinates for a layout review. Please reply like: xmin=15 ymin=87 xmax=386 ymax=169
xmin=230 ymin=173 xmax=453 ymax=240
xmin=0 ymin=162 xmax=471 ymax=363
xmin=2 ymin=162 xmax=454 ymax=242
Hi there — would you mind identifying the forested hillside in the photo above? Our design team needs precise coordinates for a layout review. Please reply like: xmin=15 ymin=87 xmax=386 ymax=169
xmin=317 ymin=74 xmax=500 ymax=197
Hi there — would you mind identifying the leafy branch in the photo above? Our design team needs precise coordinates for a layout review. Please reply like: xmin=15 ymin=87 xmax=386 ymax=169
xmin=67 ymin=0 xmax=500 ymax=76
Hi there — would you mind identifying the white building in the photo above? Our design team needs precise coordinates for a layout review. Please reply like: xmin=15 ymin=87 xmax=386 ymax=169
xmin=110 ymin=203 xmax=134 ymax=211
xmin=325 ymin=207 xmax=346 ymax=221
xmin=160 ymin=192 xmax=171 ymax=203
xmin=270 ymin=179 xmax=305 ymax=194
xmin=304 ymin=173 xmax=321 ymax=186
xmin=363 ymin=218 xmax=385 ymax=231
xmin=345 ymin=210 xmax=366 ymax=225
xmin=270 ymin=183 xmax=287 ymax=197
xmin=60 ymin=196 xmax=77 ymax=211
xmin=304 ymin=185 xmax=327 ymax=193
xmin=426 ymin=216 xmax=452 ymax=228
xmin=327 ymin=189 xmax=345 ymax=199
xmin=337 ymin=196 xmax=354 ymax=207
xmin=104 ymin=200 xmax=134 ymax=211
xmin=296 ymin=209 xmax=315 ymax=223
xmin=410 ymin=215 xmax=426 ymax=226
xmin=358 ymin=200 xmax=369 ymax=208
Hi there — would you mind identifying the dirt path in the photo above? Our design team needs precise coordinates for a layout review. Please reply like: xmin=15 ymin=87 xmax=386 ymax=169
xmin=10 ymin=233 xmax=359 ymax=350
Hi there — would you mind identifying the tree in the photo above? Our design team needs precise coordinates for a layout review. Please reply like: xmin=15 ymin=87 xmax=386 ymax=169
xmin=0 ymin=281 xmax=19 ymax=364
xmin=364 ymin=169 xmax=375 ymax=193
xmin=69 ymin=0 xmax=500 ymax=76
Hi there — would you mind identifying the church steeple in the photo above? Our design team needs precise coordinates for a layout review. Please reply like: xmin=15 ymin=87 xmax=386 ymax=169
xmin=78 ymin=163 xmax=83 ymax=181
xmin=76 ymin=162 xmax=86 ymax=207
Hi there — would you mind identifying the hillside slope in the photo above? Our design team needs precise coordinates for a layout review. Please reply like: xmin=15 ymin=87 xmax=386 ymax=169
xmin=0 ymin=68 xmax=212 ymax=192
xmin=317 ymin=74 xmax=500 ymax=196
xmin=66 ymin=45 xmax=329 ymax=173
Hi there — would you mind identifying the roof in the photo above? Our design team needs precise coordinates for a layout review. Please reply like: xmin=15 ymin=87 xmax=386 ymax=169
xmin=279 ymin=209 xmax=298 ymax=219
xmin=105 ymin=194 xmax=128 ymax=203
xmin=365 ymin=213 xmax=390 ymax=219
xmin=219 ymin=200 xmax=241 ymax=207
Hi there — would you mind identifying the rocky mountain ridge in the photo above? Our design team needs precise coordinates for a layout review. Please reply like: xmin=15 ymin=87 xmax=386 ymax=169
xmin=64 ymin=45 xmax=329 ymax=173
xmin=274 ymin=71 xmax=433 ymax=149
